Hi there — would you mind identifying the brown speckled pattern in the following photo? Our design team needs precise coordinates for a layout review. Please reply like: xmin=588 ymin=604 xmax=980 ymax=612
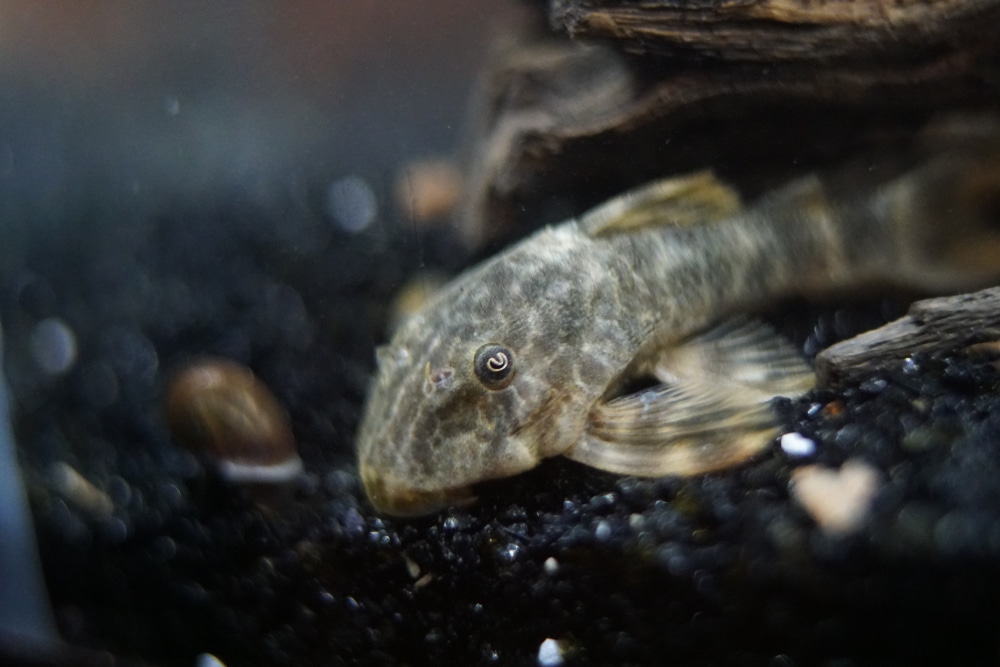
xmin=358 ymin=147 xmax=1000 ymax=516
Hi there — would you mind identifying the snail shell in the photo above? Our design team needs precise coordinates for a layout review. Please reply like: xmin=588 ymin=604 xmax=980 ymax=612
xmin=165 ymin=358 xmax=302 ymax=486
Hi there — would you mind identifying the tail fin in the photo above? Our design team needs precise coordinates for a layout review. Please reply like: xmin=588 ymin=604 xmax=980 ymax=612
xmin=883 ymin=140 xmax=1000 ymax=292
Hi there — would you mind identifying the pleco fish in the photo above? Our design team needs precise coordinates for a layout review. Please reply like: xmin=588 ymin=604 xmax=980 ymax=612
xmin=357 ymin=129 xmax=1000 ymax=516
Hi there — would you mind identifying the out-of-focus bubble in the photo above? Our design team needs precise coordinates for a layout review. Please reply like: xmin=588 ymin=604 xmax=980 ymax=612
xmin=29 ymin=317 xmax=77 ymax=375
xmin=326 ymin=174 xmax=377 ymax=233
xmin=395 ymin=158 xmax=463 ymax=226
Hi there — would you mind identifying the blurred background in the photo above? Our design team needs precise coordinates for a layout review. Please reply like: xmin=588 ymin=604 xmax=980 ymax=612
xmin=0 ymin=2 xmax=527 ymax=662
xmin=0 ymin=1 xmax=521 ymax=228
xmin=0 ymin=0 xmax=529 ymax=425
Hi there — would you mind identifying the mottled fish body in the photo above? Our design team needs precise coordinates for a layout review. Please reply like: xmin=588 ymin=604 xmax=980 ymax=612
xmin=358 ymin=136 xmax=1000 ymax=516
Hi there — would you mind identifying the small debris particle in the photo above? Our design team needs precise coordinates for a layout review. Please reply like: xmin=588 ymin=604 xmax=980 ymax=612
xmin=901 ymin=424 xmax=942 ymax=452
xmin=859 ymin=377 xmax=888 ymax=394
xmin=821 ymin=400 xmax=845 ymax=418
xmin=404 ymin=555 xmax=421 ymax=579
xmin=543 ymin=557 xmax=559 ymax=575
xmin=780 ymin=432 xmax=817 ymax=458
xmin=537 ymin=638 xmax=564 ymax=667
xmin=790 ymin=459 xmax=881 ymax=536
xmin=395 ymin=157 xmax=463 ymax=225
xmin=50 ymin=461 xmax=114 ymax=517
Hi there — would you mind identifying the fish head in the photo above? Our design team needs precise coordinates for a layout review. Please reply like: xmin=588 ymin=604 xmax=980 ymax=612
xmin=356 ymin=229 xmax=615 ymax=516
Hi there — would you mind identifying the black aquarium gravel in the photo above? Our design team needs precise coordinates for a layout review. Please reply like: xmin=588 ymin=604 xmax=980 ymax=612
xmin=21 ymin=325 xmax=1000 ymax=666
xmin=2 ymin=3 xmax=1000 ymax=667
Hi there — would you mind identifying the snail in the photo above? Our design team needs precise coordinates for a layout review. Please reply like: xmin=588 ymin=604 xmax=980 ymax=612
xmin=164 ymin=358 xmax=302 ymax=505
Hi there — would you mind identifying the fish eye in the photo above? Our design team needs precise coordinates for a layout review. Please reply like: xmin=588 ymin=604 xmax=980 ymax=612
xmin=473 ymin=343 xmax=514 ymax=390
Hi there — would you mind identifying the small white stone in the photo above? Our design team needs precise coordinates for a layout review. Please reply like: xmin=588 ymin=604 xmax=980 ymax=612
xmin=594 ymin=520 xmax=611 ymax=541
xmin=195 ymin=654 xmax=226 ymax=667
xmin=780 ymin=432 xmax=817 ymax=457
xmin=790 ymin=459 xmax=881 ymax=536
xmin=543 ymin=557 xmax=559 ymax=575
xmin=537 ymin=638 xmax=564 ymax=667
xmin=404 ymin=555 xmax=421 ymax=579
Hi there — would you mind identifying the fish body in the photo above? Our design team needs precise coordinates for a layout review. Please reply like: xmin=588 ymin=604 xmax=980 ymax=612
xmin=358 ymin=139 xmax=1000 ymax=516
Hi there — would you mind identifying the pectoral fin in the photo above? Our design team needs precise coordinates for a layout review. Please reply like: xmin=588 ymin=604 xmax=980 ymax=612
xmin=653 ymin=318 xmax=815 ymax=398
xmin=567 ymin=319 xmax=814 ymax=477
xmin=581 ymin=171 xmax=742 ymax=237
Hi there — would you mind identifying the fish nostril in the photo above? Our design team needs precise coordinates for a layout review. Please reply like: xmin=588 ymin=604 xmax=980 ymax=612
xmin=422 ymin=363 xmax=455 ymax=395
xmin=430 ymin=368 xmax=453 ymax=385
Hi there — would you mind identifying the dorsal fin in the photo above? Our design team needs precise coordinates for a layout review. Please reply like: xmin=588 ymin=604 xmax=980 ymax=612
xmin=580 ymin=171 xmax=742 ymax=238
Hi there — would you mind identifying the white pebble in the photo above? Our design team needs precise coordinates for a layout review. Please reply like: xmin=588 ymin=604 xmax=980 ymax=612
xmin=543 ymin=557 xmax=559 ymax=575
xmin=594 ymin=520 xmax=611 ymax=541
xmin=790 ymin=459 xmax=881 ymax=536
xmin=780 ymin=432 xmax=816 ymax=457
xmin=537 ymin=638 xmax=564 ymax=667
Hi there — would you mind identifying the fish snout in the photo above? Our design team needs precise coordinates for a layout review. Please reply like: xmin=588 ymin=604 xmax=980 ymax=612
xmin=359 ymin=461 xmax=476 ymax=517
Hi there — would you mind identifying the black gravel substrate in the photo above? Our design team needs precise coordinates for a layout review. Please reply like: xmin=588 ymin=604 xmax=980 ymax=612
xmin=7 ymin=191 xmax=1000 ymax=666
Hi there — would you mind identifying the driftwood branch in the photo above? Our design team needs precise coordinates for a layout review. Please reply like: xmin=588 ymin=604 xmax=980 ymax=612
xmin=815 ymin=287 xmax=1000 ymax=386
xmin=457 ymin=2 xmax=1000 ymax=249
xmin=549 ymin=0 xmax=1000 ymax=63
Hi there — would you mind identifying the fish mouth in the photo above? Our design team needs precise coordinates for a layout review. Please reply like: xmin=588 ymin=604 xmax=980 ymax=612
xmin=360 ymin=463 xmax=477 ymax=517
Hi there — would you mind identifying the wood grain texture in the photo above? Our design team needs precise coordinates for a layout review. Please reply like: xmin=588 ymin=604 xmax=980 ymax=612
xmin=816 ymin=287 xmax=1000 ymax=385
xmin=549 ymin=0 xmax=1000 ymax=62
xmin=458 ymin=31 xmax=999 ymax=248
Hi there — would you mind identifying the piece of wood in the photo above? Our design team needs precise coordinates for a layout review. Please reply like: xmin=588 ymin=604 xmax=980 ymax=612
xmin=815 ymin=287 xmax=1000 ymax=385
xmin=457 ymin=32 xmax=1000 ymax=249
xmin=549 ymin=0 xmax=1000 ymax=63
